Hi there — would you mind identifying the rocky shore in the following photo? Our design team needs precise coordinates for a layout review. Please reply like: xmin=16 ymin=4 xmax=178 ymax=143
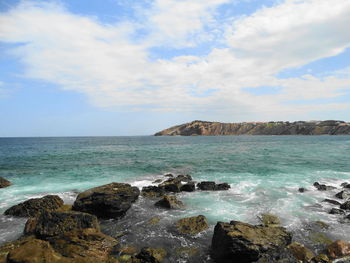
xmin=1 ymin=175 xmax=350 ymax=262
xmin=154 ymin=120 xmax=350 ymax=136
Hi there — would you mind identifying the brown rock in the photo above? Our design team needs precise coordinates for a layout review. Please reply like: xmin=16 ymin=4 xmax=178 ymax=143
xmin=154 ymin=196 xmax=184 ymax=209
xmin=327 ymin=240 xmax=350 ymax=259
xmin=175 ymin=215 xmax=208 ymax=235
xmin=311 ymin=254 xmax=330 ymax=263
xmin=288 ymin=242 xmax=314 ymax=262
xmin=141 ymin=186 xmax=165 ymax=198
xmin=135 ymin=247 xmax=167 ymax=263
xmin=260 ymin=214 xmax=281 ymax=227
xmin=0 ymin=177 xmax=11 ymax=188
xmin=4 ymin=195 xmax=64 ymax=218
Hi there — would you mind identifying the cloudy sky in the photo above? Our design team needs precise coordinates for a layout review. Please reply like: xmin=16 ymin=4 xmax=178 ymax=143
xmin=1 ymin=0 xmax=350 ymax=136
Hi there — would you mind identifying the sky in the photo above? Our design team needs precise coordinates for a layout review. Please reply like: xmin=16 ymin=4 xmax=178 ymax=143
xmin=0 ymin=0 xmax=350 ymax=136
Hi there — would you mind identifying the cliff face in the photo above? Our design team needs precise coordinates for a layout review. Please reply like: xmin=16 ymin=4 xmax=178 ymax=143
xmin=154 ymin=120 xmax=350 ymax=136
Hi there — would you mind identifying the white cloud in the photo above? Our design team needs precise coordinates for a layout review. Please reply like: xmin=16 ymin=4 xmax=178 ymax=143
xmin=0 ymin=0 xmax=350 ymax=121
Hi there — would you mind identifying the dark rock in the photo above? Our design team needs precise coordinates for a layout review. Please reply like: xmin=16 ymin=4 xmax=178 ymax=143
xmin=322 ymin=199 xmax=341 ymax=206
xmin=24 ymin=210 xmax=99 ymax=238
xmin=211 ymin=220 xmax=292 ymax=263
xmin=197 ymin=181 xmax=230 ymax=191
xmin=341 ymin=182 xmax=350 ymax=188
xmin=175 ymin=215 xmax=208 ymax=235
xmin=4 ymin=195 xmax=64 ymax=218
xmin=298 ymin=187 xmax=307 ymax=193
xmin=327 ymin=240 xmax=350 ymax=259
xmin=197 ymin=181 xmax=216 ymax=190
xmin=154 ymin=195 xmax=184 ymax=209
xmin=175 ymin=174 xmax=193 ymax=183
xmin=340 ymin=201 xmax=350 ymax=210
xmin=135 ymin=247 xmax=167 ymax=263
xmin=335 ymin=190 xmax=350 ymax=199
xmin=164 ymin=173 xmax=174 ymax=178
xmin=6 ymin=238 xmax=66 ymax=263
xmin=287 ymin=242 xmax=314 ymax=262
xmin=158 ymin=179 xmax=182 ymax=193
xmin=180 ymin=182 xmax=195 ymax=192
xmin=0 ymin=177 xmax=11 ymax=188
xmin=329 ymin=208 xmax=345 ymax=215
xmin=313 ymin=182 xmax=336 ymax=191
xmin=141 ymin=186 xmax=165 ymax=198
xmin=152 ymin=179 xmax=163 ymax=184
xmin=72 ymin=182 xmax=140 ymax=219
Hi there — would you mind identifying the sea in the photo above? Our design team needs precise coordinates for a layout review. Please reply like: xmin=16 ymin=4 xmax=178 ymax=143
xmin=1 ymin=136 xmax=350 ymax=261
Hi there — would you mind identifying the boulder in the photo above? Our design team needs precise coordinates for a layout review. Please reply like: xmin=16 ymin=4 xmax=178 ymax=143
xmin=335 ymin=190 xmax=350 ymax=199
xmin=73 ymin=182 xmax=140 ymax=219
xmin=260 ymin=214 xmax=281 ymax=227
xmin=329 ymin=208 xmax=345 ymax=215
xmin=141 ymin=186 xmax=165 ymax=198
xmin=180 ymin=182 xmax=195 ymax=192
xmin=4 ymin=195 xmax=64 ymax=218
xmin=287 ymin=242 xmax=314 ymax=262
xmin=211 ymin=220 xmax=292 ymax=263
xmin=49 ymin=228 xmax=118 ymax=260
xmin=341 ymin=182 xmax=350 ymax=188
xmin=0 ymin=177 xmax=11 ymax=188
xmin=327 ymin=240 xmax=350 ymax=259
xmin=175 ymin=175 xmax=193 ymax=183
xmin=6 ymin=239 xmax=66 ymax=263
xmin=154 ymin=196 xmax=184 ymax=209
xmin=322 ymin=199 xmax=341 ymax=206
xmin=298 ymin=187 xmax=307 ymax=193
xmin=197 ymin=181 xmax=230 ymax=191
xmin=24 ymin=210 xmax=99 ymax=238
xmin=340 ymin=201 xmax=350 ymax=210
xmin=158 ymin=179 xmax=182 ymax=193
xmin=134 ymin=247 xmax=167 ymax=263
xmin=311 ymin=254 xmax=330 ymax=263
xmin=313 ymin=182 xmax=336 ymax=191
xmin=175 ymin=215 xmax=208 ymax=235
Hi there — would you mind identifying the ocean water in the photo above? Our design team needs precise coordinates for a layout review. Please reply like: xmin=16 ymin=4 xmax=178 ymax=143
xmin=1 ymin=136 xmax=350 ymax=261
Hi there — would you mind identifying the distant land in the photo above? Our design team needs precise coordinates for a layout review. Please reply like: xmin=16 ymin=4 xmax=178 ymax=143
xmin=154 ymin=120 xmax=350 ymax=136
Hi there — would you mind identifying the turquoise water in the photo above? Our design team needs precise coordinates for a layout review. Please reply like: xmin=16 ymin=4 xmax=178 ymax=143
xmin=1 ymin=136 xmax=350 ymax=250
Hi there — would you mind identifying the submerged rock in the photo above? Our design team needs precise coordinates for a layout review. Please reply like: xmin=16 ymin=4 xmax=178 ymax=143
xmin=340 ymin=201 xmax=350 ymax=210
xmin=322 ymin=199 xmax=341 ymax=206
xmin=4 ymin=195 xmax=64 ymax=218
xmin=180 ymin=182 xmax=195 ymax=192
xmin=211 ymin=220 xmax=292 ymax=263
xmin=327 ymin=240 xmax=350 ymax=259
xmin=73 ymin=182 xmax=140 ymax=219
xmin=299 ymin=187 xmax=307 ymax=193
xmin=24 ymin=210 xmax=99 ymax=238
xmin=197 ymin=181 xmax=230 ymax=191
xmin=335 ymin=190 xmax=350 ymax=200
xmin=313 ymin=182 xmax=336 ymax=191
xmin=0 ymin=177 xmax=11 ymax=188
xmin=175 ymin=215 xmax=208 ymax=235
xmin=287 ymin=242 xmax=314 ymax=262
xmin=154 ymin=195 xmax=184 ymax=209
xmin=329 ymin=208 xmax=345 ymax=215
xmin=134 ymin=247 xmax=167 ymax=263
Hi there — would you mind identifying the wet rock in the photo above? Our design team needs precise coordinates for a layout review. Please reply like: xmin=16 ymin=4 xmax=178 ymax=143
xmin=313 ymin=182 xmax=336 ymax=191
xmin=308 ymin=233 xmax=333 ymax=246
xmin=49 ymin=228 xmax=118 ymax=260
xmin=6 ymin=239 xmax=66 ymax=263
xmin=152 ymin=179 xmax=163 ymax=184
xmin=287 ymin=242 xmax=314 ymax=262
xmin=341 ymin=182 xmax=350 ymax=188
xmin=180 ymin=182 xmax=195 ymax=192
xmin=175 ymin=174 xmax=193 ymax=183
xmin=313 ymin=221 xmax=330 ymax=230
xmin=0 ymin=177 xmax=11 ymax=188
xmin=260 ymin=213 xmax=281 ymax=227
xmin=73 ymin=182 xmax=140 ymax=219
xmin=154 ymin=195 xmax=184 ymax=209
xmin=0 ymin=237 xmax=36 ymax=263
xmin=148 ymin=217 xmax=160 ymax=225
xmin=299 ymin=187 xmax=307 ymax=193
xmin=158 ymin=179 xmax=182 ymax=193
xmin=24 ymin=210 xmax=99 ymax=238
xmin=197 ymin=181 xmax=230 ymax=191
xmin=329 ymin=208 xmax=345 ymax=215
xmin=327 ymin=240 xmax=350 ymax=259
xmin=4 ymin=195 xmax=64 ymax=218
xmin=175 ymin=247 xmax=200 ymax=259
xmin=340 ymin=201 xmax=350 ymax=210
xmin=175 ymin=215 xmax=208 ymax=235
xmin=311 ymin=254 xmax=330 ymax=263
xmin=164 ymin=173 xmax=174 ymax=178
xmin=116 ymin=246 xmax=138 ymax=256
xmin=141 ymin=186 xmax=165 ymax=198
xmin=135 ymin=247 xmax=167 ymax=263
xmin=322 ymin=199 xmax=341 ymax=206
xmin=211 ymin=220 xmax=292 ymax=263
xmin=335 ymin=190 xmax=350 ymax=199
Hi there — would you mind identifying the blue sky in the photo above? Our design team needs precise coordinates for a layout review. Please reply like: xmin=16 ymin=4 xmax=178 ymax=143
xmin=0 ymin=0 xmax=350 ymax=136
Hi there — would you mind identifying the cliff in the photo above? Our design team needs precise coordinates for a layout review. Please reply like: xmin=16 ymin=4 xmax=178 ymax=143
xmin=154 ymin=120 xmax=350 ymax=136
